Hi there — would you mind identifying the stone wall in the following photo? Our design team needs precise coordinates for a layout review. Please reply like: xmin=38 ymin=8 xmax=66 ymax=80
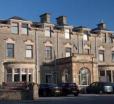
xmin=0 ymin=89 xmax=32 ymax=100
xmin=0 ymin=83 xmax=39 ymax=100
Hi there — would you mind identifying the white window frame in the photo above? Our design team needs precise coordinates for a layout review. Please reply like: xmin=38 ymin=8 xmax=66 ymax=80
xmin=21 ymin=23 xmax=28 ymax=35
xmin=112 ymin=51 xmax=114 ymax=62
xmin=45 ymin=29 xmax=51 ymax=37
xmin=25 ymin=45 xmax=33 ymax=58
xmin=64 ymin=29 xmax=70 ymax=39
xmin=11 ymin=22 xmax=19 ymax=34
xmin=45 ymin=46 xmax=52 ymax=60
xmin=65 ymin=47 xmax=71 ymax=57
xmin=6 ymin=43 xmax=14 ymax=58
xmin=7 ymin=68 xmax=12 ymax=82
xmin=14 ymin=68 xmax=20 ymax=82
xmin=99 ymin=50 xmax=104 ymax=62
xmin=83 ymin=34 xmax=88 ymax=41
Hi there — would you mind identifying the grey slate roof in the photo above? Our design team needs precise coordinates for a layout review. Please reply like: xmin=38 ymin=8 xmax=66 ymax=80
xmin=9 ymin=16 xmax=26 ymax=21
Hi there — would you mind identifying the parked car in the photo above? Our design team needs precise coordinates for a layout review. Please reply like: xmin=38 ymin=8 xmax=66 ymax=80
xmin=39 ymin=83 xmax=62 ymax=97
xmin=58 ymin=83 xmax=79 ymax=96
xmin=86 ymin=82 xmax=113 ymax=94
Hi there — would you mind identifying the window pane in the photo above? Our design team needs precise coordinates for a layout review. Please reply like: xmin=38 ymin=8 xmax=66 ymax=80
xmin=26 ymin=50 xmax=32 ymax=58
xmin=7 ymin=44 xmax=14 ymax=48
xmin=100 ymin=70 xmax=105 ymax=76
xmin=7 ymin=74 xmax=12 ymax=82
xmin=46 ymin=74 xmax=52 ymax=83
xmin=14 ymin=74 xmax=20 ymax=82
xmin=7 ymin=43 xmax=14 ymax=58
xmin=99 ymin=50 xmax=104 ymax=61
xmin=65 ymin=29 xmax=70 ymax=39
xmin=112 ymin=51 xmax=114 ymax=61
xmin=45 ymin=29 xmax=50 ymax=37
xmin=66 ymin=48 xmax=71 ymax=57
xmin=29 ymin=75 xmax=32 ymax=82
xmin=11 ymin=23 xmax=18 ymax=34
xmin=14 ymin=68 xmax=20 ymax=74
xmin=79 ymin=68 xmax=90 ymax=85
xmin=7 ymin=68 xmax=12 ymax=73
xmin=22 ymin=28 xmax=28 ymax=34
xmin=99 ymin=54 xmax=103 ymax=61
xmin=22 ymin=68 xmax=27 ymax=74
xmin=21 ymin=23 xmax=28 ymax=34
xmin=11 ymin=27 xmax=18 ymax=34
xmin=26 ymin=45 xmax=33 ymax=58
xmin=66 ymin=52 xmax=71 ymax=57
xmin=22 ymin=75 xmax=27 ymax=82
xmin=26 ymin=45 xmax=32 ymax=49
xmin=45 ymin=46 xmax=52 ymax=60
xmin=83 ymin=34 xmax=88 ymax=41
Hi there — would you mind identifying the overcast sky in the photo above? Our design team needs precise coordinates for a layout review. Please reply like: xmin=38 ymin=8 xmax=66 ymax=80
xmin=0 ymin=0 xmax=114 ymax=30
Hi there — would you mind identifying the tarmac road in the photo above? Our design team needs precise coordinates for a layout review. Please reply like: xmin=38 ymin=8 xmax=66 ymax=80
xmin=0 ymin=94 xmax=114 ymax=104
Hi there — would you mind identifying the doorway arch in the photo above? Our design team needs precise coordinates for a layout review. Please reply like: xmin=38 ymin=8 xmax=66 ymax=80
xmin=79 ymin=67 xmax=91 ymax=85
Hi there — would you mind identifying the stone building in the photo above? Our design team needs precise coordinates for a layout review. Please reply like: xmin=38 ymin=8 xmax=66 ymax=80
xmin=35 ymin=13 xmax=114 ymax=87
xmin=0 ymin=13 xmax=114 ymax=88
xmin=0 ymin=16 xmax=36 ymax=85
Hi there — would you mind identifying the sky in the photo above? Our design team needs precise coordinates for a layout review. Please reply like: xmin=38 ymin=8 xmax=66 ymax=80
xmin=0 ymin=0 xmax=114 ymax=30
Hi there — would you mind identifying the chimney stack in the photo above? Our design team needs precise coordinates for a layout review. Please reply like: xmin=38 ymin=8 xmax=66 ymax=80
xmin=97 ymin=20 xmax=106 ymax=30
xmin=40 ymin=13 xmax=51 ymax=23
xmin=56 ymin=16 xmax=67 ymax=25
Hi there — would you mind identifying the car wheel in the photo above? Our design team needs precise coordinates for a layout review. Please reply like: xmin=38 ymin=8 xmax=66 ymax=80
xmin=99 ymin=90 xmax=103 ymax=94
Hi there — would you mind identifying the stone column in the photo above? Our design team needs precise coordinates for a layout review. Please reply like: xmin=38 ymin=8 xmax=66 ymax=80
xmin=20 ymin=68 xmax=22 ymax=82
xmin=111 ymin=70 xmax=113 ymax=82
xmin=27 ymin=69 xmax=29 ymax=82
xmin=32 ymin=83 xmax=39 ymax=100
xmin=12 ymin=68 xmax=14 ymax=82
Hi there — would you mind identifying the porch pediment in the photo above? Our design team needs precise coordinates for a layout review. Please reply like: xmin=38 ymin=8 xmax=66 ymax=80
xmin=72 ymin=54 xmax=94 ymax=63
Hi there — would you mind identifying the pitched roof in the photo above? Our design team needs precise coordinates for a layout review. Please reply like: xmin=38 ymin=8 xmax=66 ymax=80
xmin=9 ymin=16 xmax=26 ymax=21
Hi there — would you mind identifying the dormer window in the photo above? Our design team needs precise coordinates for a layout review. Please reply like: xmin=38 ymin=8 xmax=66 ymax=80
xmin=11 ymin=23 xmax=19 ymax=34
xmin=64 ymin=29 xmax=70 ymax=39
xmin=21 ymin=23 xmax=28 ymax=35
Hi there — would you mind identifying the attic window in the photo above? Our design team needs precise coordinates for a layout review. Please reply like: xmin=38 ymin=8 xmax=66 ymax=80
xmin=21 ymin=23 xmax=28 ymax=35
xmin=11 ymin=23 xmax=19 ymax=34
